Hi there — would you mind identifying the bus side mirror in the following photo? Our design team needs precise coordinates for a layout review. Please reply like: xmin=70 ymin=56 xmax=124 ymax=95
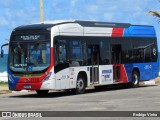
xmin=59 ymin=45 xmax=63 ymax=54
xmin=1 ymin=49 xmax=4 ymax=58
xmin=1 ymin=43 xmax=9 ymax=58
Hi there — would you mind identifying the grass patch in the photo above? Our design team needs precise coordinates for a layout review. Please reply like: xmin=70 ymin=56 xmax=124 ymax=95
xmin=0 ymin=90 xmax=11 ymax=94
xmin=0 ymin=82 xmax=10 ymax=94
xmin=0 ymin=82 xmax=8 ymax=87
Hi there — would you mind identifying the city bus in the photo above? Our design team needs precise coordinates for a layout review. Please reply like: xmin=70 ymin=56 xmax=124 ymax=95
xmin=1 ymin=20 xmax=159 ymax=95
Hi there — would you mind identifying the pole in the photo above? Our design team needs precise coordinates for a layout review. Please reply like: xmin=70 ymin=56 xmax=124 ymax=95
xmin=40 ymin=0 xmax=44 ymax=22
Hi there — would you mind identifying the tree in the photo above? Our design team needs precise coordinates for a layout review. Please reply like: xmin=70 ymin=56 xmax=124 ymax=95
xmin=148 ymin=11 xmax=160 ymax=18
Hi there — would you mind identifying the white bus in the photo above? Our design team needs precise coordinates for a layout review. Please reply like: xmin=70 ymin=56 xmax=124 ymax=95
xmin=1 ymin=20 xmax=158 ymax=95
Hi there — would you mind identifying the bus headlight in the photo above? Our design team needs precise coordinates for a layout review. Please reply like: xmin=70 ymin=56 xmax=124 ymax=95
xmin=8 ymin=75 xmax=14 ymax=83
xmin=43 ymin=72 xmax=52 ymax=82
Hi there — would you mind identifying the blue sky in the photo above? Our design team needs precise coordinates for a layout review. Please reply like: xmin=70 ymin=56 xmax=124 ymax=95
xmin=0 ymin=0 xmax=160 ymax=53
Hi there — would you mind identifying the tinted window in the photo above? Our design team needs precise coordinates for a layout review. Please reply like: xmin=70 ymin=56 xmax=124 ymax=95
xmin=150 ymin=44 xmax=158 ymax=62
xmin=9 ymin=42 xmax=50 ymax=73
xmin=132 ymin=38 xmax=144 ymax=63
xmin=131 ymin=37 xmax=158 ymax=63
xmin=69 ymin=39 xmax=84 ymax=66
xmin=70 ymin=40 xmax=83 ymax=60
xmin=122 ymin=38 xmax=133 ymax=63
xmin=100 ymin=39 xmax=111 ymax=65
xmin=56 ymin=39 xmax=67 ymax=64
xmin=54 ymin=38 xmax=69 ymax=73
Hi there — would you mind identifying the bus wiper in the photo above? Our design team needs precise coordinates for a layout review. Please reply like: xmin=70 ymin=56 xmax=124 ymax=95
xmin=17 ymin=42 xmax=22 ymax=53
xmin=18 ymin=42 xmax=21 ymax=49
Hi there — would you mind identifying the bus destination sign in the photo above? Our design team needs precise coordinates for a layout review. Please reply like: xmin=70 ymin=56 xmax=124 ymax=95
xmin=15 ymin=35 xmax=46 ymax=41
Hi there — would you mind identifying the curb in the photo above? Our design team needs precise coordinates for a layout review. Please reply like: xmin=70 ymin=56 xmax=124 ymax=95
xmin=142 ymin=80 xmax=156 ymax=85
xmin=12 ymin=90 xmax=29 ymax=93
xmin=0 ymin=90 xmax=12 ymax=94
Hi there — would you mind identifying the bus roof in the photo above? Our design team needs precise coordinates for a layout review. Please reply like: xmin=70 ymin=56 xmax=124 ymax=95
xmin=13 ymin=20 xmax=156 ymax=37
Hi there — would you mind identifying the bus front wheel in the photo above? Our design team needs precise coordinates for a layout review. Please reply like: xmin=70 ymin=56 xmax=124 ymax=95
xmin=36 ymin=90 xmax=49 ymax=96
xmin=130 ymin=70 xmax=139 ymax=88
xmin=74 ymin=75 xmax=86 ymax=94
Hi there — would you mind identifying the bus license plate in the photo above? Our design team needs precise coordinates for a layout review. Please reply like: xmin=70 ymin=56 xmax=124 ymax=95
xmin=24 ymin=85 xmax=31 ymax=89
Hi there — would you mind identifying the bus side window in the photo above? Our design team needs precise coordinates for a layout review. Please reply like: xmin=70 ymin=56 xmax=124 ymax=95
xmin=54 ymin=40 xmax=67 ymax=64
xmin=54 ymin=40 xmax=58 ymax=65
xmin=58 ymin=44 xmax=67 ymax=63
xmin=150 ymin=44 xmax=157 ymax=62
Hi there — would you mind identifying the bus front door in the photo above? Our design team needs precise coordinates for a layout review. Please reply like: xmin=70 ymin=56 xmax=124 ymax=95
xmin=88 ymin=45 xmax=100 ymax=84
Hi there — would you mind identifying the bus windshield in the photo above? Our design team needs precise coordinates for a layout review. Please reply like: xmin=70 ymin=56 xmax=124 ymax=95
xmin=9 ymin=41 xmax=50 ymax=73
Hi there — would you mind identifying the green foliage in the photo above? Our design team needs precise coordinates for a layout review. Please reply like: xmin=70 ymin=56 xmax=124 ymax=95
xmin=148 ymin=11 xmax=160 ymax=18
xmin=0 ymin=82 xmax=8 ymax=86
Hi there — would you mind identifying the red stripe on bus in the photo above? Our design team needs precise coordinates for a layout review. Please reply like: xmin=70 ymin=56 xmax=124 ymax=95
xmin=38 ymin=47 xmax=54 ymax=83
xmin=112 ymin=28 xmax=124 ymax=37
xmin=121 ymin=65 xmax=128 ymax=83
xmin=113 ymin=64 xmax=128 ymax=83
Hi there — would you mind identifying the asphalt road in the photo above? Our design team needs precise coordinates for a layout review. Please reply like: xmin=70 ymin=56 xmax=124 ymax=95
xmin=0 ymin=84 xmax=160 ymax=120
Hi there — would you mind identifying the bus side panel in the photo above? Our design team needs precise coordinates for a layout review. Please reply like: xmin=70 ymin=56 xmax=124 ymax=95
xmin=55 ymin=68 xmax=70 ymax=90
xmin=124 ymin=64 xmax=133 ymax=82
xmin=54 ymin=66 xmax=89 ymax=90
xmin=40 ymin=67 xmax=55 ymax=90
xmin=125 ymin=62 xmax=159 ymax=82
xmin=99 ymin=65 xmax=113 ymax=85
xmin=72 ymin=66 xmax=90 ymax=86
xmin=8 ymin=68 xmax=19 ymax=91
xmin=152 ymin=61 xmax=159 ymax=79
xmin=133 ymin=62 xmax=159 ymax=81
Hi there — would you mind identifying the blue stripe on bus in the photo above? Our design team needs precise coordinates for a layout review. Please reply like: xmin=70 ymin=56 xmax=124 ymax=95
xmin=8 ymin=66 xmax=19 ymax=90
xmin=124 ymin=26 xmax=156 ymax=37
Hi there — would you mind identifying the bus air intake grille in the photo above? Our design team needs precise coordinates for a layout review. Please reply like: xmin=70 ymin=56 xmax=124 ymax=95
xmin=30 ymin=78 xmax=40 ymax=83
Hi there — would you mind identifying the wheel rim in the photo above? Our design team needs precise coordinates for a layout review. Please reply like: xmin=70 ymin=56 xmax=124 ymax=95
xmin=77 ymin=78 xmax=84 ymax=90
xmin=133 ymin=74 xmax=138 ymax=85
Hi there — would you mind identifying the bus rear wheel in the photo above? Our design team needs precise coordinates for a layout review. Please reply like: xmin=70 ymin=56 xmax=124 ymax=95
xmin=36 ymin=90 xmax=49 ymax=96
xmin=74 ymin=75 xmax=86 ymax=94
xmin=130 ymin=71 xmax=139 ymax=88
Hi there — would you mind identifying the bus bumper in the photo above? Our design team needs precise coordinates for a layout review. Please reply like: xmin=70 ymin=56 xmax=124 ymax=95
xmin=9 ymin=82 xmax=43 ymax=91
xmin=9 ymin=78 xmax=55 ymax=91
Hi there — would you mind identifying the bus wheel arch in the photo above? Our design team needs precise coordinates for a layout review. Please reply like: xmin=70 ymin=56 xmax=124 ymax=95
xmin=130 ymin=68 xmax=140 ymax=88
xmin=74 ymin=71 xmax=87 ymax=94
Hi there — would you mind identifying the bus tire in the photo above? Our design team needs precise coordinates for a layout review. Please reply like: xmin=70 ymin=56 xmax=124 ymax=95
xmin=130 ymin=70 xmax=139 ymax=88
xmin=74 ymin=75 xmax=86 ymax=94
xmin=36 ymin=90 xmax=49 ymax=96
